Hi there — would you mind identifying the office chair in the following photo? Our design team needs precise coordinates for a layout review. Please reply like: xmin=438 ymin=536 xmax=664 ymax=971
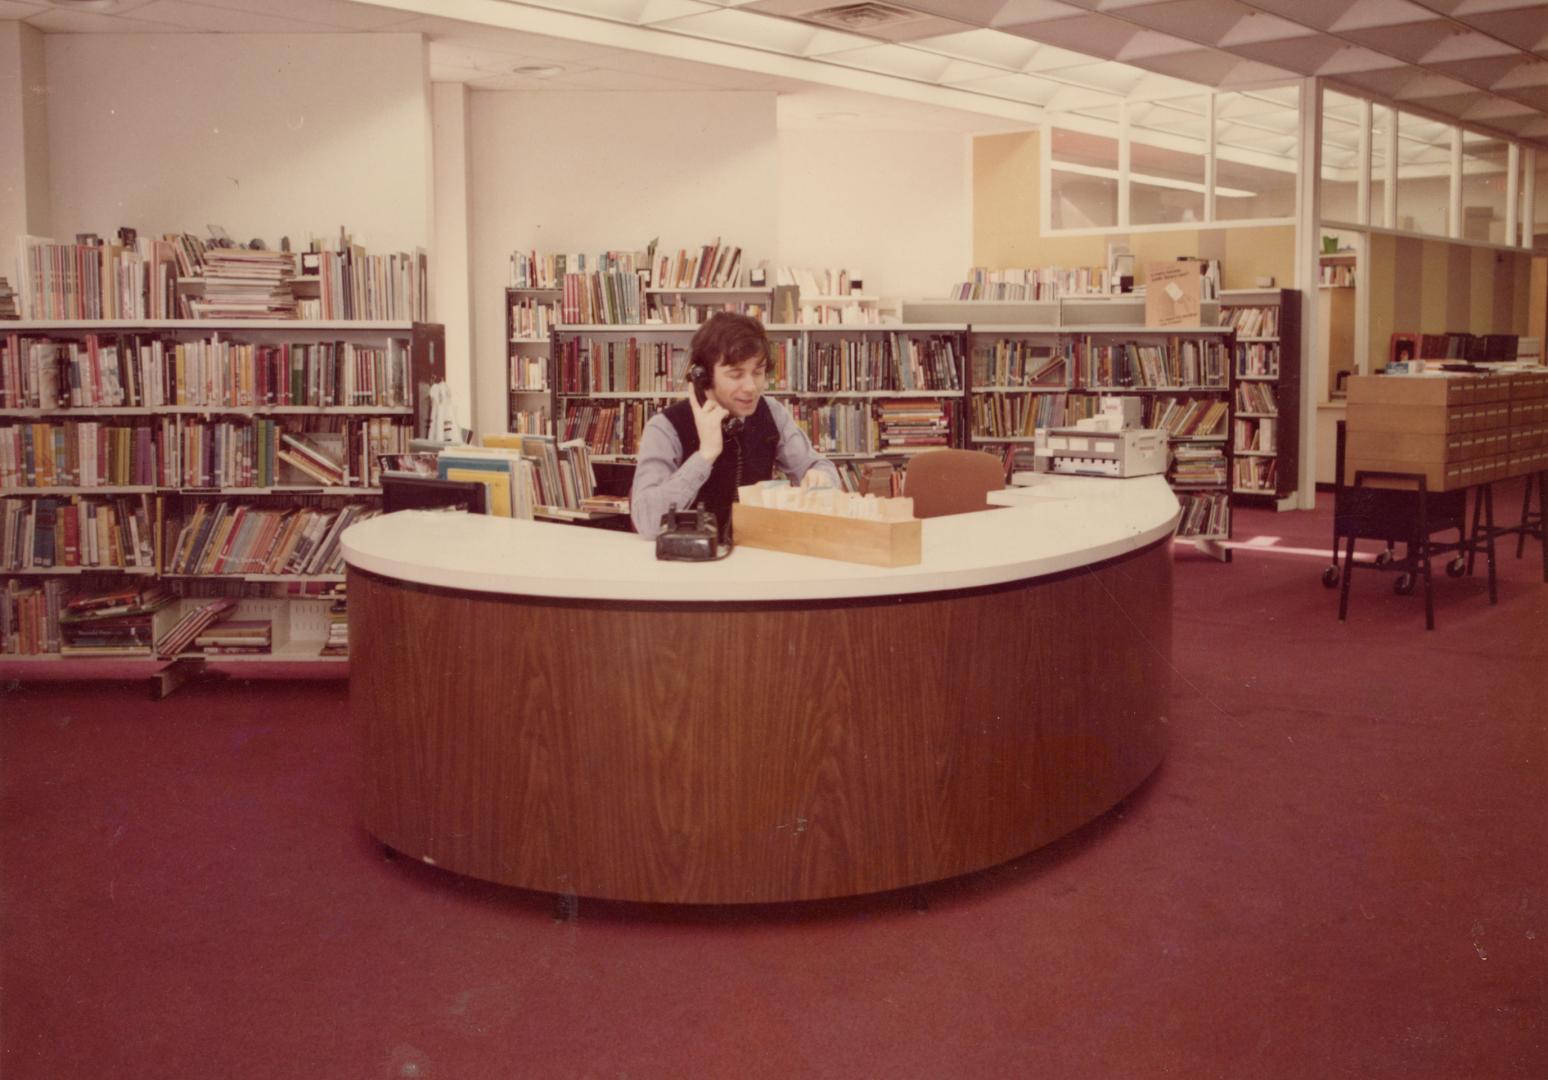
xmin=903 ymin=449 xmax=1006 ymax=519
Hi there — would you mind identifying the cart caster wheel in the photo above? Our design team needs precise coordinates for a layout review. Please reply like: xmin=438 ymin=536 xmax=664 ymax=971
xmin=1394 ymin=572 xmax=1416 ymax=595
xmin=1375 ymin=549 xmax=1394 ymax=567
xmin=1321 ymin=565 xmax=1340 ymax=588
xmin=1445 ymin=557 xmax=1466 ymax=578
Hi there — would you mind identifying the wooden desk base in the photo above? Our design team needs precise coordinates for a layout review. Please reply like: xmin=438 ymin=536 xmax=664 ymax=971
xmin=349 ymin=540 xmax=1171 ymax=904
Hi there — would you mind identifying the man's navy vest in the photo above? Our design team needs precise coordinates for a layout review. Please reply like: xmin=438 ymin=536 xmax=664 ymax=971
xmin=663 ymin=397 xmax=779 ymax=536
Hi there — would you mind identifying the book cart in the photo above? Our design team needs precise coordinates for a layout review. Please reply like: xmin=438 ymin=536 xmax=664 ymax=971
xmin=2 ymin=320 xmax=444 ymax=693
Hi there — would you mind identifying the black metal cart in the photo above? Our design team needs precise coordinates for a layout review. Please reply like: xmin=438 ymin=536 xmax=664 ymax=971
xmin=1321 ymin=420 xmax=1493 ymax=629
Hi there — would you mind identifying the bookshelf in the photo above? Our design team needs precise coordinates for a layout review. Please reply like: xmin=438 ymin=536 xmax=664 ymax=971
xmin=904 ymin=296 xmax=1234 ymax=558
xmin=506 ymin=285 xmax=559 ymax=434
xmin=547 ymin=322 xmax=967 ymax=484
xmin=1 ymin=320 xmax=445 ymax=666
xmin=1219 ymin=288 xmax=1302 ymax=508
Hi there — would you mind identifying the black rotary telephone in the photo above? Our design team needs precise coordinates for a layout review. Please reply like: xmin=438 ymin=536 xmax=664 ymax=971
xmin=688 ymin=363 xmax=745 ymax=436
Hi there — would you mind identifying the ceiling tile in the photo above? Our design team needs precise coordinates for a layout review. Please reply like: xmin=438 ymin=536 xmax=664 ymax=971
xmin=131 ymin=1 xmax=329 ymax=33
xmin=1493 ymin=59 xmax=1548 ymax=89
xmin=1115 ymin=29 xmax=1205 ymax=60
xmin=1421 ymin=31 xmax=1518 ymax=64
xmin=1394 ymin=73 xmax=1482 ymax=99
xmin=1460 ymin=94 xmax=1538 ymax=119
xmin=1229 ymin=36 xmax=1346 ymax=74
xmin=1217 ymin=9 xmax=1319 ymax=47
xmin=987 ymin=0 xmax=1092 ymax=25
xmin=1329 ymin=0 xmax=1440 ymax=33
xmin=0 ymin=0 xmax=47 ymax=18
xmin=1230 ymin=0 xmax=1353 ymax=32
xmin=1339 ymin=22 xmax=1457 ymax=63
xmin=1452 ymin=7 xmax=1548 ymax=52
xmin=998 ymin=13 xmax=1137 ymax=58
xmin=1425 ymin=56 xmax=1537 ymax=88
xmin=1501 ymin=85 xmax=1548 ymax=111
xmin=1331 ymin=67 xmax=1427 ymax=97
xmin=179 ymin=0 xmax=422 ymax=31
xmin=1316 ymin=44 xmax=1411 ymax=75
xmin=1216 ymin=57 xmax=1301 ymax=86
xmin=21 ymin=7 xmax=187 ymax=31
xmin=1121 ymin=47 xmax=1246 ymax=83
xmin=1407 ymin=91 xmax=1493 ymax=118
xmin=1101 ymin=0 xmax=1261 ymax=44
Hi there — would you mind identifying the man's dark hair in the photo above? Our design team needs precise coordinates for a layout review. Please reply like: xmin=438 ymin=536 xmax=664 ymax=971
xmin=690 ymin=311 xmax=768 ymax=373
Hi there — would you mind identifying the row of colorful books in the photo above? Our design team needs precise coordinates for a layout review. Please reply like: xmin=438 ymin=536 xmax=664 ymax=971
xmin=165 ymin=502 xmax=375 ymax=577
xmin=1 ymin=494 xmax=156 ymax=571
xmin=1071 ymin=339 xmax=1230 ymax=390
xmin=970 ymin=342 xmax=1065 ymax=388
xmin=1 ymin=333 xmax=416 ymax=410
xmin=1 ymin=417 xmax=407 ymax=490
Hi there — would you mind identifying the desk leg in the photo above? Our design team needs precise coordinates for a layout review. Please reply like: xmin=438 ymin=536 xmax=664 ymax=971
xmin=1519 ymin=480 xmax=1532 ymax=560
xmin=1338 ymin=533 xmax=1356 ymax=622
xmin=1484 ymin=483 xmax=1498 ymax=605
xmin=1466 ymin=485 xmax=1481 ymax=575
xmin=1539 ymin=470 xmax=1548 ymax=584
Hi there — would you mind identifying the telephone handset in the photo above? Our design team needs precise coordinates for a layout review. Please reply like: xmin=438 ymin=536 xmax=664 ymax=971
xmin=688 ymin=363 xmax=744 ymax=436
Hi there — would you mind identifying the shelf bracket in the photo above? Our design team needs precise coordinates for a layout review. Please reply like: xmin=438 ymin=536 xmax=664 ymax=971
xmin=150 ymin=656 xmax=206 ymax=701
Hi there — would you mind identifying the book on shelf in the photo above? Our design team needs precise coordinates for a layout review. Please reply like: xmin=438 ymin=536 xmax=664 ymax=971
xmin=277 ymin=431 xmax=347 ymax=486
xmin=951 ymin=265 xmax=1108 ymax=301
xmin=193 ymin=617 xmax=272 ymax=653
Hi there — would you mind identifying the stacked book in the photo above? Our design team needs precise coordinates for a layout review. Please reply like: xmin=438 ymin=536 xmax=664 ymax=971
xmin=59 ymin=585 xmax=176 ymax=657
xmin=322 ymin=584 xmax=348 ymax=657
xmin=0 ymin=277 xmax=18 ymax=320
xmin=877 ymin=399 xmax=951 ymax=451
xmin=188 ymin=249 xmax=298 ymax=320
xmin=193 ymin=617 xmax=271 ymax=655
xmin=156 ymin=597 xmax=237 ymax=658
xmin=1169 ymin=445 xmax=1228 ymax=486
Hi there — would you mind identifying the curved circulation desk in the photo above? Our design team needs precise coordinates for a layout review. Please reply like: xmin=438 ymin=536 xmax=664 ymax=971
xmin=343 ymin=474 xmax=1179 ymax=904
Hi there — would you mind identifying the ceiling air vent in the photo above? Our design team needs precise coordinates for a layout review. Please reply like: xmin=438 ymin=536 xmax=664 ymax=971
xmin=796 ymin=3 xmax=925 ymax=32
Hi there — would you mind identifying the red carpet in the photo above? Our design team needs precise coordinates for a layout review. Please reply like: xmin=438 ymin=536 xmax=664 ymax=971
xmin=3 ymin=488 xmax=1545 ymax=1079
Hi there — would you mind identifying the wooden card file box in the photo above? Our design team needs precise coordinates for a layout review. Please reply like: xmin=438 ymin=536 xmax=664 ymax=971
xmin=731 ymin=504 xmax=922 ymax=567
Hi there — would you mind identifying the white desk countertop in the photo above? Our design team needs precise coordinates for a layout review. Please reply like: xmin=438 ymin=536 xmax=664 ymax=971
xmin=342 ymin=473 xmax=1180 ymax=603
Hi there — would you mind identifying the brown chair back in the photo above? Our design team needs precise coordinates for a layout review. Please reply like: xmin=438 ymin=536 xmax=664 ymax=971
xmin=904 ymin=449 xmax=1006 ymax=519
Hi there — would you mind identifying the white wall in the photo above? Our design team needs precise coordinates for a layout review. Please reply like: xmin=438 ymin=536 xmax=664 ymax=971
xmin=432 ymin=82 xmax=474 ymax=436
xmin=42 ymin=33 xmax=430 ymax=254
xmin=0 ymin=21 xmax=51 ymax=281
xmin=467 ymin=90 xmax=780 ymax=437
xmin=776 ymin=127 xmax=969 ymax=300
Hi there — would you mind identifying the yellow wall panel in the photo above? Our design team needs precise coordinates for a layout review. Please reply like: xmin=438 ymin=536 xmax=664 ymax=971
xmin=972 ymin=132 xmax=1040 ymax=269
xmin=1220 ymin=226 xmax=1296 ymax=290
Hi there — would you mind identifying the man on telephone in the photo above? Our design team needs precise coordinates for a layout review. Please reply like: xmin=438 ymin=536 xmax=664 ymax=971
xmin=631 ymin=311 xmax=839 ymax=539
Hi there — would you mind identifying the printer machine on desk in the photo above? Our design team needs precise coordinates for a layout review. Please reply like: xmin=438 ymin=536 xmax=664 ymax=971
xmin=1032 ymin=397 xmax=1168 ymax=478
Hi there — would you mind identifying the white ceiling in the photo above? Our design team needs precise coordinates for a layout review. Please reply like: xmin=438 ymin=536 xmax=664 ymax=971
xmin=8 ymin=0 xmax=1548 ymax=147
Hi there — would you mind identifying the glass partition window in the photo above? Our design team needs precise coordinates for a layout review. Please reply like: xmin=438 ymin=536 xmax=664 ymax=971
xmin=1049 ymin=125 xmax=1120 ymax=230
xmin=1215 ymin=88 xmax=1299 ymax=222
xmin=1129 ymin=97 xmax=1207 ymax=226
xmin=1461 ymin=132 xmax=1511 ymax=244
xmin=1043 ymin=86 xmax=1299 ymax=233
xmin=1320 ymin=91 xmax=1363 ymax=224
xmin=1396 ymin=112 xmax=1451 ymax=237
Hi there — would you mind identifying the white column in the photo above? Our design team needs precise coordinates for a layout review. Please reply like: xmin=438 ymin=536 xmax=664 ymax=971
xmin=1205 ymin=93 xmax=1217 ymax=223
xmin=1449 ymin=127 xmax=1462 ymax=239
xmin=1384 ymin=111 xmax=1398 ymax=228
xmin=431 ymin=82 xmax=478 ymax=437
xmin=1357 ymin=98 xmax=1371 ymax=226
xmin=1525 ymin=148 xmax=1536 ymax=250
xmin=1506 ymin=142 xmax=1521 ymax=246
xmin=1296 ymin=78 xmax=1321 ymax=510
xmin=1117 ymin=101 xmax=1131 ymax=229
